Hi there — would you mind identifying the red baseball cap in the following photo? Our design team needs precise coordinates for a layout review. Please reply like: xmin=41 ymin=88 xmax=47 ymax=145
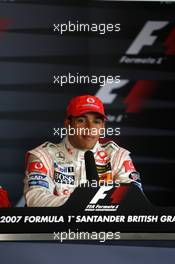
xmin=66 ymin=95 xmax=107 ymax=119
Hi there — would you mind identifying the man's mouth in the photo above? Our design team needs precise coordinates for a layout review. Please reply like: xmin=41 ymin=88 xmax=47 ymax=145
xmin=82 ymin=135 xmax=96 ymax=140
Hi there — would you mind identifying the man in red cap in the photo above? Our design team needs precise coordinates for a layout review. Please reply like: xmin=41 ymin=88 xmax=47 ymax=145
xmin=24 ymin=94 xmax=142 ymax=207
xmin=0 ymin=186 xmax=11 ymax=208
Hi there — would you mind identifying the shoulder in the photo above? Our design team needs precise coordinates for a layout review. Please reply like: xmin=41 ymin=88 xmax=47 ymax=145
xmin=99 ymin=140 xmax=130 ymax=156
xmin=26 ymin=141 xmax=60 ymax=161
xmin=100 ymin=140 xmax=119 ymax=150
xmin=28 ymin=141 xmax=63 ymax=153
xmin=25 ymin=141 xmax=58 ymax=175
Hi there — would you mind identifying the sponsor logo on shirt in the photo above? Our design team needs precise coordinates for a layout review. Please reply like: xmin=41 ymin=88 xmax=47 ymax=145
xmin=28 ymin=162 xmax=47 ymax=174
xmin=28 ymin=180 xmax=49 ymax=188
xmin=96 ymin=163 xmax=111 ymax=174
xmin=95 ymin=151 xmax=109 ymax=164
xmin=55 ymin=151 xmax=65 ymax=161
xmin=129 ymin=171 xmax=141 ymax=181
xmin=96 ymin=150 xmax=108 ymax=159
xmin=96 ymin=163 xmax=113 ymax=184
xmin=28 ymin=173 xmax=47 ymax=180
xmin=99 ymin=172 xmax=112 ymax=183
xmin=123 ymin=160 xmax=135 ymax=172
xmin=54 ymin=163 xmax=74 ymax=173
xmin=54 ymin=172 xmax=75 ymax=185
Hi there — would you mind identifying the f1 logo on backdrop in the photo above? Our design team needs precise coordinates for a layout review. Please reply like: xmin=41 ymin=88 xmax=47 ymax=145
xmin=96 ymin=21 xmax=171 ymax=113
xmin=96 ymin=80 xmax=129 ymax=104
xmin=96 ymin=80 xmax=157 ymax=114
xmin=126 ymin=21 xmax=169 ymax=55
xmin=119 ymin=20 xmax=175 ymax=64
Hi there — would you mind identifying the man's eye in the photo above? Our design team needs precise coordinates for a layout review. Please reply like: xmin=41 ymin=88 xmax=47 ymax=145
xmin=94 ymin=119 xmax=103 ymax=124
xmin=76 ymin=117 xmax=85 ymax=123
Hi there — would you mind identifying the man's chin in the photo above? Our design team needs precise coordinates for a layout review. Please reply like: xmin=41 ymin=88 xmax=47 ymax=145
xmin=82 ymin=135 xmax=97 ymax=141
xmin=81 ymin=140 xmax=97 ymax=150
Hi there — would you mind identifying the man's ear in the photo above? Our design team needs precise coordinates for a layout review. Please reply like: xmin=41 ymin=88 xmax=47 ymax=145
xmin=64 ymin=118 xmax=70 ymax=129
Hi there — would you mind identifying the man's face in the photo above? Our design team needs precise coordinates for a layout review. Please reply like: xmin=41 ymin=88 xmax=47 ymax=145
xmin=64 ymin=112 xmax=105 ymax=150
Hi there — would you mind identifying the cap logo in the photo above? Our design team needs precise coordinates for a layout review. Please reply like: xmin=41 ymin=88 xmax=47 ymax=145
xmin=87 ymin=97 xmax=95 ymax=103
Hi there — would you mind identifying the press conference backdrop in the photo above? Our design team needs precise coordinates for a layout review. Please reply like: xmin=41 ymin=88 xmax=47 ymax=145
xmin=0 ymin=1 xmax=174 ymax=206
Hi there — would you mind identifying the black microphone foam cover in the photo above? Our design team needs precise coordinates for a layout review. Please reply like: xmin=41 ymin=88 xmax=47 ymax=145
xmin=84 ymin=150 xmax=99 ymax=182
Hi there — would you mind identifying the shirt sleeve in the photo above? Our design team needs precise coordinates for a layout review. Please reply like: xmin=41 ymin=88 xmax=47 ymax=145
xmin=113 ymin=150 xmax=143 ymax=191
xmin=0 ymin=186 xmax=11 ymax=208
xmin=24 ymin=154 xmax=71 ymax=207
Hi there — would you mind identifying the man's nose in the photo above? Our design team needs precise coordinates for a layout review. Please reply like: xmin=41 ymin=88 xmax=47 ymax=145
xmin=86 ymin=120 xmax=94 ymax=129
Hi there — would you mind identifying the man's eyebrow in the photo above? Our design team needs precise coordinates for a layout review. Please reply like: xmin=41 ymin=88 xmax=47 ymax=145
xmin=76 ymin=115 xmax=86 ymax=118
xmin=75 ymin=114 xmax=104 ymax=120
xmin=94 ymin=115 xmax=104 ymax=120
xmin=95 ymin=116 xmax=103 ymax=119
xmin=74 ymin=115 xmax=87 ymax=120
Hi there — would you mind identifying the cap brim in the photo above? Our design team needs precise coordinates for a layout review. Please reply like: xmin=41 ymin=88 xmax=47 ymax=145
xmin=71 ymin=109 xmax=108 ymax=120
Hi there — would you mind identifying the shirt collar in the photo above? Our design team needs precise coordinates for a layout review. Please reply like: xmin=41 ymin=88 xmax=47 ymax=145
xmin=63 ymin=135 xmax=100 ymax=161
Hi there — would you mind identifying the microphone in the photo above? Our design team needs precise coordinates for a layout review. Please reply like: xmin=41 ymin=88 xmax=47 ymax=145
xmin=84 ymin=150 xmax=99 ymax=182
